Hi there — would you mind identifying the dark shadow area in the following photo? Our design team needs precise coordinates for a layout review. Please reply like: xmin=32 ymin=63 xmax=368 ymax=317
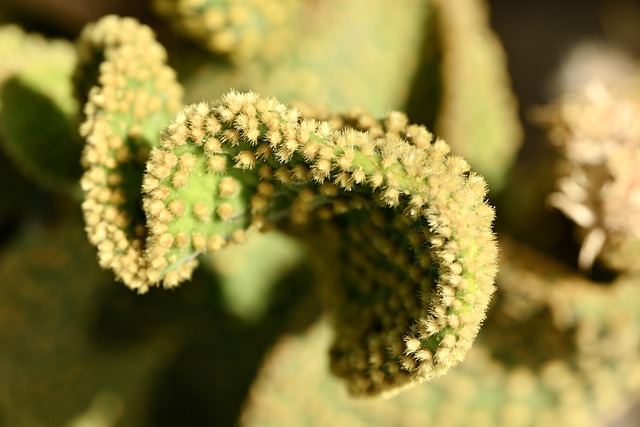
xmin=0 ymin=149 xmax=33 ymax=247
xmin=146 ymin=262 xmax=321 ymax=427
xmin=488 ymin=0 xmax=606 ymax=108
xmin=588 ymin=260 xmax=620 ymax=284
xmin=0 ymin=0 xmax=153 ymax=38
xmin=482 ymin=298 xmax=577 ymax=371
xmin=404 ymin=3 xmax=442 ymax=130
xmin=0 ymin=139 xmax=65 ymax=252
xmin=0 ymin=76 xmax=82 ymax=191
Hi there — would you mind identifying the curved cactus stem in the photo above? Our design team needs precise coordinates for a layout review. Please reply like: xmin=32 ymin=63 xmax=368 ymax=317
xmin=433 ymin=0 xmax=522 ymax=192
xmin=0 ymin=25 xmax=82 ymax=194
xmin=76 ymin=15 xmax=183 ymax=293
xmin=127 ymin=90 xmax=498 ymax=395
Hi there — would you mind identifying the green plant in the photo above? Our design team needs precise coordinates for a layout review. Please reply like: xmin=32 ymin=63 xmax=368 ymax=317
xmin=2 ymin=1 xmax=640 ymax=426
xmin=74 ymin=14 xmax=498 ymax=397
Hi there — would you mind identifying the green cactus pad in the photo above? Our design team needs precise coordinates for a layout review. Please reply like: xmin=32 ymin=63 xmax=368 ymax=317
xmin=0 ymin=214 xmax=179 ymax=427
xmin=202 ymin=230 xmax=305 ymax=321
xmin=433 ymin=0 xmax=522 ymax=192
xmin=0 ymin=25 xmax=82 ymax=194
xmin=76 ymin=15 xmax=183 ymax=293
xmin=240 ymin=239 xmax=640 ymax=426
xmin=176 ymin=0 xmax=431 ymax=116
xmin=152 ymin=0 xmax=301 ymax=63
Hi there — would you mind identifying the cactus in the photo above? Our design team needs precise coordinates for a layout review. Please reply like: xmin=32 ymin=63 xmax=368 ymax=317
xmin=0 ymin=25 xmax=82 ymax=194
xmin=152 ymin=95 xmax=497 ymax=396
xmin=75 ymin=15 xmax=498 ymax=396
xmin=5 ymin=1 xmax=640 ymax=426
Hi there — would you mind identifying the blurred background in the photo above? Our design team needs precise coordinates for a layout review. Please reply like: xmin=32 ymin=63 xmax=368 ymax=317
xmin=1 ymin=0 xmax=640 ymax=426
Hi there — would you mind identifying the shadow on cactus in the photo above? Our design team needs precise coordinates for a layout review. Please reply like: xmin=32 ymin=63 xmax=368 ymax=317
xmin=0 ymin=77 xmax=83 ymax=192
xmin=0 ymin=24 xmax=82 ymax=195
xmin=75 ymin=15 xmax=498 ymax=397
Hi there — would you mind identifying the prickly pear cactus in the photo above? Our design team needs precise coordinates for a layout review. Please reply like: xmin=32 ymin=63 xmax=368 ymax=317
xmin=11 ymin=1 xmax=640 ymax=426
xmin=148 ymin=93 xmax=498 ymax=395
xmin=152 ymin=0 xmax=301 ymax=63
